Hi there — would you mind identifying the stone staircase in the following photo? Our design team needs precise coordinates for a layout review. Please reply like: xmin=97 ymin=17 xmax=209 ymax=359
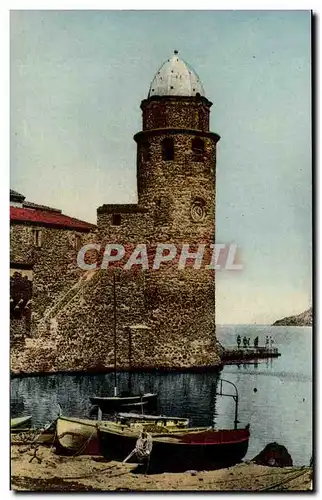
xmin=35 ymin=269 xmax=101 ymax=337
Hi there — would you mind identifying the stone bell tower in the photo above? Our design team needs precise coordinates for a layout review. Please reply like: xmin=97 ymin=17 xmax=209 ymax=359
xmin=133 ymin=51 xmax=221 ymax=368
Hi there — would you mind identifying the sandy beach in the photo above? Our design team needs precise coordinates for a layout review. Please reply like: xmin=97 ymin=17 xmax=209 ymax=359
xmin=11 ymin=444 xmax=312 ymax=492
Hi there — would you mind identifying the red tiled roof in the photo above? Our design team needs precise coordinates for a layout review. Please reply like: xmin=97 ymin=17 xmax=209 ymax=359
xmin=10 ymin=207 xmax=96 ymax=232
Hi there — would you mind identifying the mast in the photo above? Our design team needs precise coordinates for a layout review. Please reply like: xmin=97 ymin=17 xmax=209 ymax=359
xmin=128 ymin=327 xmax=132 ymax=394
xmin=113 ymin=272 xmax=117 ymax=397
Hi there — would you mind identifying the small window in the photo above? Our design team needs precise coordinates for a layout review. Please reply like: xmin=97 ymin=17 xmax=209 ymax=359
xmin=192 ymin=137 xmax=205 ymax=161
xmin=33 ymin=229 xmax=42 ymax=248
xmin=162 ymin=138 xmax=174 ymax=161
xmin=112 ymin=214 xmax=121 ymax=226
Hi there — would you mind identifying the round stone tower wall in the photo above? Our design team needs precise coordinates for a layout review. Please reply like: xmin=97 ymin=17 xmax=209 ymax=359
xmin=133 ymin=95 xmax=221 ymax=368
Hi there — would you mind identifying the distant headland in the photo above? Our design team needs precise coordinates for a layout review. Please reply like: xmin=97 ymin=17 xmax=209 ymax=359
xmin=272 ymin=307 xmax=312 ymax=327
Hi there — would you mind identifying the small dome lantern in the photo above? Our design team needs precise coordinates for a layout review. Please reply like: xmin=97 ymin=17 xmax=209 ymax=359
xmin=148 ymin=53 xmax=205 ymax=98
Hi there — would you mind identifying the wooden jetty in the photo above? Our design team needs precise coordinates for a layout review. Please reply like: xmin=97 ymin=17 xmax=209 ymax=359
xmin=222 ymin=347 xmax=280 ymax=364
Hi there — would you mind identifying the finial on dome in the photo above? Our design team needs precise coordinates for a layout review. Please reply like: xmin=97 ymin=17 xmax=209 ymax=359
xmin=174 ymin=49 xmax=178 ymax=55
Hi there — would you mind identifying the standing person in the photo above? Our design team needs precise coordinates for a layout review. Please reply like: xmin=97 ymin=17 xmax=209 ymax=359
xmin=243 ymin=336 xmax=247 ymax=348
xmin=237 ymin=334 xmax=241 ymax=349
xmin=248 ymin=337 xmax=251 ymax=347
xmin=254 ymin=336 xmax=259 ymax=348
xmin=269 ymin=336 xmax=273 ymax=349
xmin=265 ymin=336 xmax=269 ymax=348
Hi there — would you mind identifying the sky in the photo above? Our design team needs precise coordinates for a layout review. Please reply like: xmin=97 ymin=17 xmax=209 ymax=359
xmin=10 ymin=10 xmax=312 ymax=324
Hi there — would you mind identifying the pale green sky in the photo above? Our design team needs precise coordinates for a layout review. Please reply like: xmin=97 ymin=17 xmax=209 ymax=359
xmin=10 ymin=10 xmax=312 ymax=324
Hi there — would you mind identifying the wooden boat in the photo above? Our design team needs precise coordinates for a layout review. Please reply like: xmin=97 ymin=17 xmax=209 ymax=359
xmin=117 ymin=412 xmax=189 ymax=429
xmin=55 ymin=413 xmax=188 ymax=456
xmin=90 ymin=392 xmax=157 ymax=413
xmin=89 ymin=400 xmax=149 ymax=419
xmin=11 ymin=415 xmax=32 ymax=430
xmin=11 ymin=422 xmax=56 ymax=445
xmin=55 ymin=416 xmax=102 ymax=455
xmin=55 ymin=416 xmax=150 ymax=455
xmin=97 ymin=424 xmax=250 ymax=472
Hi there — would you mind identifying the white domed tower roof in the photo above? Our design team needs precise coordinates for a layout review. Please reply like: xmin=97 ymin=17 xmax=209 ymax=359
xmin=148 ymin=51 xmax=205 ymax=98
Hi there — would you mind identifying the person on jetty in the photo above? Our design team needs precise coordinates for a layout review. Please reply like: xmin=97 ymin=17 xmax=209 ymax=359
xmin=265 ymin=336 xmax=269 ymax=348
xmin=243 ymin=336 xmax=248 ymax=348
xmin=254 ymin=336 xmax=259 ymax=348
xmin=237 ymin=334 xmax=241 ymax=349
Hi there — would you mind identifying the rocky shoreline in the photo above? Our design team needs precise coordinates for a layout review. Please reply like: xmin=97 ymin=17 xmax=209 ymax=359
xmin=272 ymin=307 xmax=312 ymax=327
xmin=11 ymin=444 xmax=312 ymax=492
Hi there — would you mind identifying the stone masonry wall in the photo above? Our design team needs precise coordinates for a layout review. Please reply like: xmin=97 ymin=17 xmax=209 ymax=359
xmin=10 ymin=93 xmax=222 ymax=374
xmin=141 ymin=96 xmax=211 ymax=131
xmin=10 ymin=224 xmax=94 ymax=346
xmin=134 ymin=95 xmax=220 ymax=368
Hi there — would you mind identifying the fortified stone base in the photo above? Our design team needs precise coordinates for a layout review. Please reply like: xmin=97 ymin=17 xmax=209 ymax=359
xmin=10 ymin=268 xmax=221 ymax=374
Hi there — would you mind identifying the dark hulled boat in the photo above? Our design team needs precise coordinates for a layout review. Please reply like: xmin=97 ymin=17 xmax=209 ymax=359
xmin=97 ymin=378 xmax=250 ymax=472
xmin=90 ymin=392 xmax=157 ymax=413
xmin=97 ymin=424 xmax=250 ymax=472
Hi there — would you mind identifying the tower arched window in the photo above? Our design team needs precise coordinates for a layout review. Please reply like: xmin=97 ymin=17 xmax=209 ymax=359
xmin=162 ymin=138 xmax=174 ymax=161
xmin=192 ymin=137 xmax=205 ymax=161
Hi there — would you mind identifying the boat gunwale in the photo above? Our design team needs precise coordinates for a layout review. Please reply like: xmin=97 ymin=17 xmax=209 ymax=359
xmin=90 ymin=392 xmax=157 ymax=402
xmin=97 ymin=424 xmax=250 ymax=443
xmin=118 ymin=412 xmax=189 ymax=423
xmin=97 ymin=424 xmax=211 ymax=436
xmin=57 ymin=417 xmax=127 ymax=433
xmin=148 ymin=435 xmax=250 ymax=446
xmin=57 ymin=416 xmax=189 ymax=434
xmin=58 ymin=416 xmax=99 ymax=428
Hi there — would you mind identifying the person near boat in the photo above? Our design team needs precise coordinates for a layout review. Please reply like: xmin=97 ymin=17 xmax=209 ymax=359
xmin=97 ymin=421 xmax=250 ymax=473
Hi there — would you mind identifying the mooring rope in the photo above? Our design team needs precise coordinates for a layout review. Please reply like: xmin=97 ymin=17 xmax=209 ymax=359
xmin=69 ymin=427 xmax=98 ymax=457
